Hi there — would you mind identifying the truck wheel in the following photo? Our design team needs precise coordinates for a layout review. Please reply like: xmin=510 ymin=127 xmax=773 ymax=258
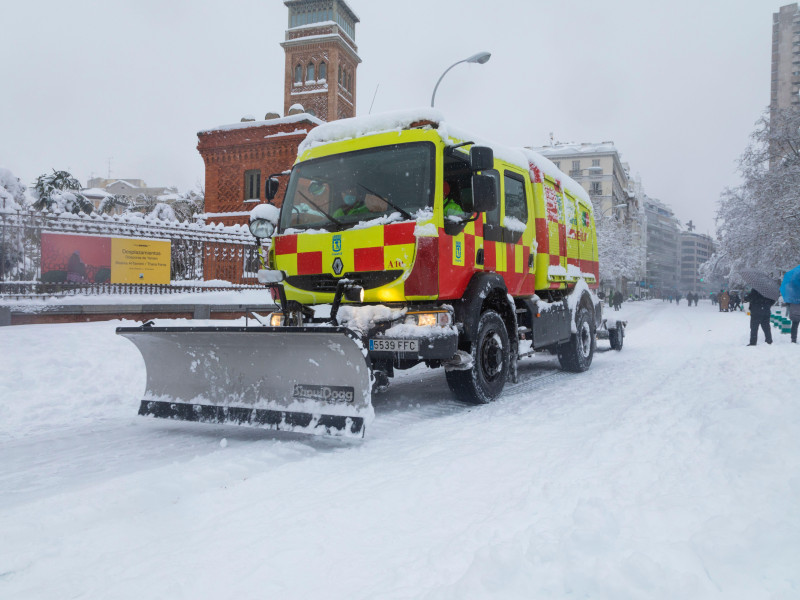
xmin=446 ymin=310 xmax=509 ymax=404
xmin=609 ymin=325 xmax=624 ymax=351
xmin=557 ymin=306 xmax=595 ymax=372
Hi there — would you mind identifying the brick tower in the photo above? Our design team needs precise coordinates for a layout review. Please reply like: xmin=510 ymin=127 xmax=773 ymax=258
xmin=282 ymin=0 xmax=361 ymax=121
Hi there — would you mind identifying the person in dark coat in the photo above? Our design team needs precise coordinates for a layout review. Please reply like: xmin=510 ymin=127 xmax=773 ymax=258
xmin=744 ymin=288 xmax=775 ymax=345
xmin=613 ymin=291 xmax=623 ymax=311
xmin=729 ymin=291 xmax=741 ymax=311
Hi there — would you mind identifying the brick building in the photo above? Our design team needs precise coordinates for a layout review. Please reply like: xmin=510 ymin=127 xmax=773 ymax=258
xmin=197 ymin=0 xmax=360 ymax=281
xmin=199 ymin=0 xmax=360 ymax=228
xmin=197 ymin=113 xmax=323 ymax=227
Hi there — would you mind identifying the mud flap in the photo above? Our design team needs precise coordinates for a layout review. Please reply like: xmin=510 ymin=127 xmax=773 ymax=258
xmin=117 ymin=325 xmax=373 ymax=438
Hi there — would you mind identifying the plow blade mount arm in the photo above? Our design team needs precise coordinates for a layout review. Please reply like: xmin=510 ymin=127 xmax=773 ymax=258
xmin=117 ymin=326 xmax=373 ymax=438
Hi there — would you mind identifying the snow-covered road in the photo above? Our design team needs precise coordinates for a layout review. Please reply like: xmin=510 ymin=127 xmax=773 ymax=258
xmin=1 ymin=300 xmax=798 ymax=599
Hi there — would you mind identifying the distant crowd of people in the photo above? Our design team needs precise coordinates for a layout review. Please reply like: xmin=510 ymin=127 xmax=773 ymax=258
xmin=661 ymin=291 xmax=700 ymax=305
xmin=600 ymin=285 xmax=798 ymax=346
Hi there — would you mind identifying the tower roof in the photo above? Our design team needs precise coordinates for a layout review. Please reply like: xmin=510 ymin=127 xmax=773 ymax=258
xmin=284 ymin=0 xmax=360 ymax=24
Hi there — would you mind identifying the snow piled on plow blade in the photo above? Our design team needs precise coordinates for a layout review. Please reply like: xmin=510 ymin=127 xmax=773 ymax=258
xmin=116 ymin=326 xmax=373 ymax=438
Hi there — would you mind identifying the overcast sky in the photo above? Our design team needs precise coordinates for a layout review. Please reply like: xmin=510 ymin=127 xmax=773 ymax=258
xmin=0 ymin=0 xmax=782 ymax=233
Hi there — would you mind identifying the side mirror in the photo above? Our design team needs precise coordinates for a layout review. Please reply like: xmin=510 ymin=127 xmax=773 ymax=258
xmin=265 ymin=177 xmax=280 ymax=201
xmin=470 ymin=173 xmax=497 ymax=213
xmin=470 ymin=146 xmax=494 ymax=172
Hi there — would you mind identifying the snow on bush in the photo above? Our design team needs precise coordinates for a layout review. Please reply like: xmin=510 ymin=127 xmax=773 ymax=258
xmin=0 ymin=167 xmax=30 ymax=210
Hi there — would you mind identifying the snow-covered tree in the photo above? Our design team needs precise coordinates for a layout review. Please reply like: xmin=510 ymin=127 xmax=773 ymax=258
xmin=0 ymin=168 xmax=30 ymax=210
xmin=31 ymin=170 xmax=93 ymax=214
xmin=147 ymin=203 xmax=177 ymax=221
xmin=126 ymin=193 xmax=158 ymax=216
xmin=715 ymin=108 xmax=800 ymax=275
xmin=170 ymin=187 xmax=204 ymax=222
xmin=97 ymin=194 xmax=131 ymax=215
xmin=595 ymin=212 xmax=641 ymax=286
xmin=1 ymin=168 xmax=37 ymax=279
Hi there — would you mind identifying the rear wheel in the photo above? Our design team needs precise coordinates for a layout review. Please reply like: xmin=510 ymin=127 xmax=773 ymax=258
xmin=446 ymin=310 xmax=510 ymax=404
xmin=557 ymin=306 xmax=595 ymax=372
xmin=609 ymin=325 xmax=624 ymax=351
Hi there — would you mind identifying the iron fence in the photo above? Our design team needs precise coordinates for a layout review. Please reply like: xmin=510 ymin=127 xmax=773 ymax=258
xmin=0 ymin=207 xmax=263 ymax=297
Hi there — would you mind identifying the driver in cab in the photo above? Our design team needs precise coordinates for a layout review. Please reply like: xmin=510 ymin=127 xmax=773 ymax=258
xmin=333 ymin=187 xmax=371 ymax=219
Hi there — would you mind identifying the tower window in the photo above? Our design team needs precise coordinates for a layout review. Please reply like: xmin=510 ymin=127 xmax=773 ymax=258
xmin=307 ymin=63 xmax=315 ymax=82
xmin=319 ymin=62 xmax=327 ymax=80
xmin=294 ymin=64 xmax=303 ymax=84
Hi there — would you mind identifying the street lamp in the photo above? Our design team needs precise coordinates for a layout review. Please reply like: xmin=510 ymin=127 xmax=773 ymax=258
xmin=430 ymin=51 xmax=491 ymax=107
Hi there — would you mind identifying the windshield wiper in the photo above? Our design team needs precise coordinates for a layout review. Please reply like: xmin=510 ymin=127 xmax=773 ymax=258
xmin=296 ymin=189 xmax=344 ymax=229
xmin=356 ymin=183 xmax=414 ymax=220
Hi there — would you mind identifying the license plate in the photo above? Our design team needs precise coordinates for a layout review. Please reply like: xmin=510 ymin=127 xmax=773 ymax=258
xmin=369 ymin=338 xmax=419 ymax=352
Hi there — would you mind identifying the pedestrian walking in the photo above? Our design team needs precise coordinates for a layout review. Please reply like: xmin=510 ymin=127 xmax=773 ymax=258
xmin=675 ymin=292 xmax=682 ymax=305
xmin=788 ymin=302 xmax=800 ymax=343
xmin=729 ymin=291 xmax=741 ymax=311
xmin=719 ymin=290 xmax=729 ymax=312
xmin=744 ymin=288 xmax=775 ymax=346
xmin=613 ymin=291 xmax=623 ymax=312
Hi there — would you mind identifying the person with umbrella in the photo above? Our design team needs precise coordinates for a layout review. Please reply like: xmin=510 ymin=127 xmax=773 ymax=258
xmin=739 ymin=270 xmax=780 ymax=346
xmin=781 ymin=265 xmax=800 ymax=343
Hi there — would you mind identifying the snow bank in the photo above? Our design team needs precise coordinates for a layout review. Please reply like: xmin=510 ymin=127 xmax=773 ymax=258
xmin=0 ymin=303 xmax=799 ymax=599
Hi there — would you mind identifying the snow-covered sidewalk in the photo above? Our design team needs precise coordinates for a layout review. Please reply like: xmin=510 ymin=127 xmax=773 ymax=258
xmin=0 ymin=300 xmax=798 ymax=599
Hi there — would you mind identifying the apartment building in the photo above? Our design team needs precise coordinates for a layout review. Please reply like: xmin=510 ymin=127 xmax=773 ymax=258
xmin=771 ymin=3 xmax=800 ymax=115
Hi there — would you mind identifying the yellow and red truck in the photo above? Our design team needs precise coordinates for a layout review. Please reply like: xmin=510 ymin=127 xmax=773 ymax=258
xmin=119 ymin=109 xmax=605 ymax=438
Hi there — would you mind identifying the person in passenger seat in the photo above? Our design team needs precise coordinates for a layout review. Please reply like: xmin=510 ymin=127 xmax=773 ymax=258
xmin=443 ymin=181 xmax=465 ymax=219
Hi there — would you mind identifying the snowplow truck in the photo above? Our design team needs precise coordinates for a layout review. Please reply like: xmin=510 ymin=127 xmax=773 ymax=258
xmin=118 ymin=109 xmax=602 ymax=438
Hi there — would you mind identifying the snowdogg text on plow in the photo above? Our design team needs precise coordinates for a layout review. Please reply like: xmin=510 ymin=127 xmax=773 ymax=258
xmin=118 ymin=109 xmax=625 ymax=438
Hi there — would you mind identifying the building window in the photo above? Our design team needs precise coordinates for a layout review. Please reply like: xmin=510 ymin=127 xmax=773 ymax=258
xmin=319 ymin=62 xmax=327 ymax=80
xmin=245 ymin=170 xmax=261 ymax=201
xmin=592 ymin=159 xmax=600 ymax=167
xmin=294 ymin=64 xmax=303 ymax=84
xmin=572 ymin=160 xmax=580 ymax=171
xmin=338 ymin=65 xmax=343 ymax=84
xmin=306 ymin=63 xmax=315 ymax=82
xmin=590 ymin=182 xmax=602 ymax=195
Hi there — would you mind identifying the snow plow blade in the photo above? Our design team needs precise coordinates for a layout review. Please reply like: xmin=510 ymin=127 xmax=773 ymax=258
xmin=116 ymin=325 xmax=373 ymax=438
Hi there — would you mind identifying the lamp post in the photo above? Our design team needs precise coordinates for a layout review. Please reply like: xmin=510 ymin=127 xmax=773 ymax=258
xmin=431 ymin=51 xmax=491 ymax=107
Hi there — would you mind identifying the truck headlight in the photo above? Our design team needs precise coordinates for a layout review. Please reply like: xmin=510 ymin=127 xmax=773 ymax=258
xmin=269 ymin=312 xmax=285 ymax=327
xmin=405 ymin=310 xmax=452 ymax=327
xmin=249 ymin=218 xmax=275 ymax=239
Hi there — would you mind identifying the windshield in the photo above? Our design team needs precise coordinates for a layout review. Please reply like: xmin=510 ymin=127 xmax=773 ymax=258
xmin=279 ymin=142 xmax=435 ymax=232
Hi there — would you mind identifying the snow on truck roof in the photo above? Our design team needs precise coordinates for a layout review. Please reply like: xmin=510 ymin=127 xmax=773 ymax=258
xmin=298 ymin=108 xmax=592 ymax=210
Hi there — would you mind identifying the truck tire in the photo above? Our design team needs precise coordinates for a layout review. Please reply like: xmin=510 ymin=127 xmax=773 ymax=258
xmin=557 ymin=306 xmax=595 ymax=372
xmin=609 ymin=325 xmax=624 ymax=351
xmin=446 ymin=310 xmax=509 ymax=404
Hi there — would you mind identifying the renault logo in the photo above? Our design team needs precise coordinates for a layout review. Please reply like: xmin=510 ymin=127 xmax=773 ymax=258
xmin=332 ymin=257 xmax=344 ymax=275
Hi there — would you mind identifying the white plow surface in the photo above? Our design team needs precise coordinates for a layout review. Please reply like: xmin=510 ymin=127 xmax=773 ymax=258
xmin=1 ymin=301 xmax=799 ymax=599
